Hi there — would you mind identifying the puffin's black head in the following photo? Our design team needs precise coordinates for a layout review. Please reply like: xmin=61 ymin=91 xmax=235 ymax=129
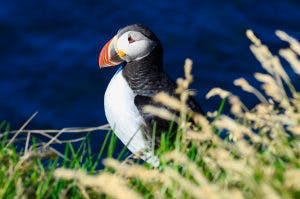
xmin=99 ymin=24 xmax=161 ymax=68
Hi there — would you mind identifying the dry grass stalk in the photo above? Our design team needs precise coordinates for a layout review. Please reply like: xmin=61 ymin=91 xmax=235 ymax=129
xmin=228 ymin=95 xmax=248 ymax=115
xmin=234 ymin=78 xmax=268 ymax=103
xmin=260 ymin=183 xmax=281 ymax=199
xmin=206 ymin=87 xmax=231 ymax=99
xmin=162 ymin=150 xmax=208 ymax=185
xmin=7 ymin=124 xmax=110 ymax=134
xmin=15 ymin=178 xmax=26 ymax=199
xmin=279 ymin=48 xmax=300 ymax=75
xmin=163 ymin=167 xmax=215 ymax=199
xmin=103 ymin=158 xmax=169 ymax=184
xmin=276 ymin=30 xmax=300 ymax=55
xmin=54 ymin=168 xmax=142 ymax=199
xmin=153 ymin=92 xmax=183 ymax=111
xmin=143 ymin=105 xmax=178 ymax=122
xmin=6 ymin=111 xmax=38 ymax=147
xmin=215 ymin=116 xmax=260 ymax=143
xmin=284 ymin=169 xmax=300 ymax=190
xmin=254 ymin=73 xmax=289 ymax=107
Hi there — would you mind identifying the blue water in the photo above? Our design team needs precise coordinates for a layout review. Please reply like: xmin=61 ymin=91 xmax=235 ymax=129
xmin=0 ymin=1 xmax=300 ymax=154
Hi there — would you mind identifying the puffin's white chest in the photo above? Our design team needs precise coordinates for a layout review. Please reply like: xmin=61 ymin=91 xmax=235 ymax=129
xmin=104 ymin=70 xmax=148 ymax=154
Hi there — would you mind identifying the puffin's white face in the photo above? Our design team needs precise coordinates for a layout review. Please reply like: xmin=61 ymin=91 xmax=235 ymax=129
xmin=114 ymin=31 xmax=156 ymax=62
xmin=99 ymin=27 xmax=157 ymax=68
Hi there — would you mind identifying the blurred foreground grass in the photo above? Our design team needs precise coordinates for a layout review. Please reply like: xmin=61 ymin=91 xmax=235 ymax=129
xmin=1 ymin=30 xmax=300 ymax=199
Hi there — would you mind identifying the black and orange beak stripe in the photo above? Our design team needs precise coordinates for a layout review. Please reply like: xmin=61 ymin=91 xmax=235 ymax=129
xmin=99 ymin=36 xmax=125 ymax=68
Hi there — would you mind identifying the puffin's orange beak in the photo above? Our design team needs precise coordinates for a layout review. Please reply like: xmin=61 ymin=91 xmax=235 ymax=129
xmin=99 ymin=36 xmax=125 ymax=68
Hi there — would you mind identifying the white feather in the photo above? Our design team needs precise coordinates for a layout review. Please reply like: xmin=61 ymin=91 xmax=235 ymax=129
xmin=104 ymin=69 xmax=159 ymax=167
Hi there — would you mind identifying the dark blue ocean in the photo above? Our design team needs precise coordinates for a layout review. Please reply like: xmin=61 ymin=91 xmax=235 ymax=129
xmin=1 ymin=1 xmax=299 ymax=155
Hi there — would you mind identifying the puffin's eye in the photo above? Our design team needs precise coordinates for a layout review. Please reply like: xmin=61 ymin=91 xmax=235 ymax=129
xmin=128 ymin=34 xmax=135 ymax=44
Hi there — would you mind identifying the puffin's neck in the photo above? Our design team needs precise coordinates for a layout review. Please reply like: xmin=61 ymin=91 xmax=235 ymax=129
xmin=122 ymin=46 xmax=163 ymax=93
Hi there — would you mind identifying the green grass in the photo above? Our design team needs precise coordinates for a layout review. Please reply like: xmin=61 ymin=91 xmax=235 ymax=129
xmin=1 ymin=102 xmax=300 ymax=198
xmin=0 ymin=120 xmax=180 ymax=198
xmin=1 ymin=92 xmax=299 ymax=199
xmin=0 ymin=122 xmax=120 ymax=198
xmin=0 ymin=98 xmax=295 ymax=199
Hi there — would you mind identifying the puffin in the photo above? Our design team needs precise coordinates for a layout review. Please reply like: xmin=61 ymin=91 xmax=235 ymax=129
xmin=98 ymin=24 xmax=203 ymax=166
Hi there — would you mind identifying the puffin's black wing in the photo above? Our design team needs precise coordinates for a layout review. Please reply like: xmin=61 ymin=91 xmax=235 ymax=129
xmin=134 ymin=95 xmax=176 ymax=147
xmin=134 ymin=94 xmax=203 ymax=126
xmin=133 ymin=73 xmax=204 ymax=146
xmin=134 ymin=94 xmax=203 ymax=147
